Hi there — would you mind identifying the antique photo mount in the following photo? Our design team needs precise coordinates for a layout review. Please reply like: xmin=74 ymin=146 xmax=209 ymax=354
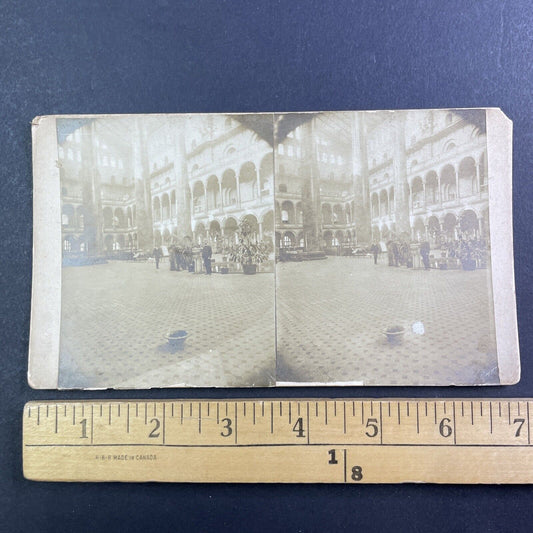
xmin=28 ymin=109 xmax=519 ymax=389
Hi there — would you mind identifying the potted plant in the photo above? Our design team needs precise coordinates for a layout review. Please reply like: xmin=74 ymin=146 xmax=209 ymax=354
xmin=458 ymin=239 xmax=477 ymax=271
xmin=229 ymin=220 xmax=270 ymax=274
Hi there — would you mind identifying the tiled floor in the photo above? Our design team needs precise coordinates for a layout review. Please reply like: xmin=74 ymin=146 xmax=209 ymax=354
xmin=59 ymin=261 xmax=275 ymax=388
xmin=276 ymin=256 xmax=499 ymax=385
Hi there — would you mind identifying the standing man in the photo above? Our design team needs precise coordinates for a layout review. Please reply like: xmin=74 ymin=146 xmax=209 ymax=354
xmin=370 ymin=242 xmax=381 ymax=265
xmin=201 ymin=241 xmax=212 ymax=275
xmin=420 ymin=241 xmax=431 ymax=270
xmin=153 ymin=247 xmax=161 ymax=269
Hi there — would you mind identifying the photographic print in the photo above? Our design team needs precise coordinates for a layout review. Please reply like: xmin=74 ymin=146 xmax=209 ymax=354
xmin=30 ymin=114 xmax=276 ymax=388
xmin=274 ymin=109 xmax=518 ymax=385
xmin=29 ymin=109 xmax=518 ymax=388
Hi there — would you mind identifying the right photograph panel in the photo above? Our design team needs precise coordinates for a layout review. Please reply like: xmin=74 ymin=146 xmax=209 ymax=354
xmin=274 ymin=109 xmax=505 ymax=385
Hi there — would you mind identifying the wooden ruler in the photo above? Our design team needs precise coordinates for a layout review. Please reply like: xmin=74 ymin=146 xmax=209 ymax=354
xmin=23 ymin=399 xmax=533 ymax=483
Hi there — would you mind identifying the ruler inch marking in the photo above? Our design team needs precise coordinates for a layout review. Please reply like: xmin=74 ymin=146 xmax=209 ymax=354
xmin=25 ymin=398 xmax=533 ymax=484
xmin=306 ymin=402 xmax=310 ymax=445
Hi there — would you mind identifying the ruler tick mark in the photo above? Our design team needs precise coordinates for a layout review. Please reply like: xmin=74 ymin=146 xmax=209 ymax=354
xmin=207 ymin=403 xmax=210 ymax=417
xmin=315 ymin=402 xmax=318 ymax=418
xmin=127 ymin=404 xmax=130 ymax=433
xmin=162 ymin=403 xmax=166 ymax=444
xmin=425 ymin=402 xmax=428 ymax=417
xmin=253 ymin=403 xmax=256 ymax=425
xmin=297 ymin=403 xmax=300 ymax=417
xmin=527 ymin=402 xmax=531 ymax=445
xmin=243 ymin=402 xmax=246 ymax=417
xmin=434 ymin=403 xmax=437 ymax=425
xmin=270 ymin=402 xmax=274 ymax=433
xmin=498 ymin=402 xmax=501 ymax=417
xmin=508 ymin=402 xmax=511 ymax=425
xmin=90 ymin=404 xmax=94 ymax=444
xmin=518 ymin=402 xmax=521 ymax=417
xmin=289 ymin=402 xmax=292 ymax=424
xmin=279 ymin=401 xmax=282 ymax=417
xmin=461 ymin=402 xmax=464 ymax=417
xmin=452 ymin=402 xmax=457 ymax=445
xmin=108 ymin=405 xmax=111 ymax=425
xmin=489 ymin=402 xmax=493 ymax=434
xmin=397 ymin=403 xmax=401 ymax=425
xmin=117 ymin=404 xmax=120 ymax=418
xmin=234 ymin=402 xmax=238 ymax=444
xmin=325 ymin=402 xmax=328 ymax=425
xmin=379 ymin=402 xmax=383 ymax=445
xmin=225 ymin=403 xmax=228 ymax=417
xmin=171 ymin=403 xmax=174 ymax=418
xmin=361 ymin=402 xmax=364 ymax=425
xmin=343 ymin=402 xmax=346 ymax=434
xmin=370 ymin=402 xmax=373 ymax=417
xmin=334 ymin=402 xmax=337 ymax=417
xmin=46 ymin=405 xmax=49 ymax=418
xmin=100 ymin=404 xmax=103 ymax=417
xmin=406 ymin=402 xmax=409 ymax=417
xmin=306 ymin=402 xmax=310 ymax=445
xmin=145 ymin=404 xmax=148 ymax=425
xmin=416 ymin=403 xmax=419 ymax=434
xmin=388 ymin=402 xmax=391 ymax=417
xmin=199 ymin=403 xmax=202 ymax=434
xmin=55 ymin=405 xmax=58 ymax=434
xmin=181 ymin=404 xmax=184 ymax=425
xmin=73 ymin=405 xmax=76 ymax=425
xmin=443 ymin=402 xmax=446 ymax=415
xmin=262 ymin=402 xmax=265 ymax=417
xmin=471 ymin=402 xmax=474 ymax=425
xmin=352 ymin=401 xmax=355 ymax=417
xmin=480 ymin=402 xmax=483 ymax=417
xmin=37 ymin=406 xmax=40 ymax=426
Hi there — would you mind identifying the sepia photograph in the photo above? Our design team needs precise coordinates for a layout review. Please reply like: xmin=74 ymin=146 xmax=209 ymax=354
xmin=29 ymin=109 xmax=518 ymax=388
xmin=34 ymin=114 xmax=276 ymax=388
xmin=274 ymin=109 xmax=518 ymax=385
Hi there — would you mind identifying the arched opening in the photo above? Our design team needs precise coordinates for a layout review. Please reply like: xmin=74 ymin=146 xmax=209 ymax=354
xmin=322 ymin=203 xmax=332 ymax=225
xmin=207 ymin=175 xmax=220 ymax=211
xmin=345 ymin=203 xmax=351 ymax=224
xmin=413 ymin=218 xmax=426 ymax=242
xmin=335 ymin=230 xmax=344 ymax=245
xmin=411 ymin=177 xmax=424 ymax=208
xmin=443 ymin=213 xmax=457 ymax=239
xmin=209 ymin=220 xmax=221 ymax=244
xmin=116 ymin=234 xmax=125 ymax=250
xmin=460 ymin=209 xmax=479 ymax=237
xmin=114 ymin=208 xmax=125 ymax=228
xmin=221 ymin=169 xmax=237 ymax=207
xmin=440 ymin=165 xmax=456 ymax=201
xmin=281 ymin=201 xmax=295 ymax=224
xmin=333 ymin=204 xmax=344 ymax=224
xmin=242 ymin=214 xmax=260 ymax=242
xmin=152 ymin=197 xmax=161 ymax=222
xmin=260 ymin=154 xmax=273 ymax=194
xmin=371 ymin=192 xmax=379 ymax=218
xmin=239 ymin=162 xmax=257 ymax=203
xmin=282 ymin=231 xmax=295 ymax=248
xmin=428 ymin=216 xmax=440 ymax=246
xmin=126 ymin=206 xmax=133 ymax=228
xmin=425 ymin=171 xmax=438 ymax=204
xmin=379 ymin=190 xmax=388 ymax=216
xmin=224 ymin=217 xmax=239 ymax=245
xmin=388 ymin=187 xmax=395 ymax=213
xmin=170 ymin=190 xmax=176 ymax=217
xmin=192 ymin=181 xmax=206 ymax=214
xmin=458 ymin=157 xmax=477 ymax=197
xmin=194 ymin=222 xmax=206 ymax=245
xmin=161 ymin=194 xmax=170 ymax=220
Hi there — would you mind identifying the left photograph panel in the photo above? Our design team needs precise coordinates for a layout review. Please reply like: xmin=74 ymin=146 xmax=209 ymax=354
xmin=30 ymin=114 xmax=276 ymax=389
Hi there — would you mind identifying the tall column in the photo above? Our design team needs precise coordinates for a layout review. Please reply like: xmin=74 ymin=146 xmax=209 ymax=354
xmin=131 ymin=117 xmax=153 ymax=251
xmin=299 ymin=116 xmax=321 ymax=250
xmin=171 ymin=117 xmax=192 ymax=242
xmin=255 ymin=159 xmax=262 ymax=201
xmin=78 ymin=121 xmax=103 ymax=256
xmin=392 ymin=111 xmax=411 ymax=237
xmin=351 ymin=112 xmax=371 ymax=243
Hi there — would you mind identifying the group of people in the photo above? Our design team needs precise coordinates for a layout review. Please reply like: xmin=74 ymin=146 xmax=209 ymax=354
xmin=151 ymin=242 xmax=213 ymax=274
xmin=369 ymin=234 xmax=488 ymax=271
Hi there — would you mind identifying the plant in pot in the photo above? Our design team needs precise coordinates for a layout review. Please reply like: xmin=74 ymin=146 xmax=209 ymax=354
xmin=229 ymin=220 xmax=269 ymax=274
xmin=458 ymin=239 xmax=477 ymax=271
